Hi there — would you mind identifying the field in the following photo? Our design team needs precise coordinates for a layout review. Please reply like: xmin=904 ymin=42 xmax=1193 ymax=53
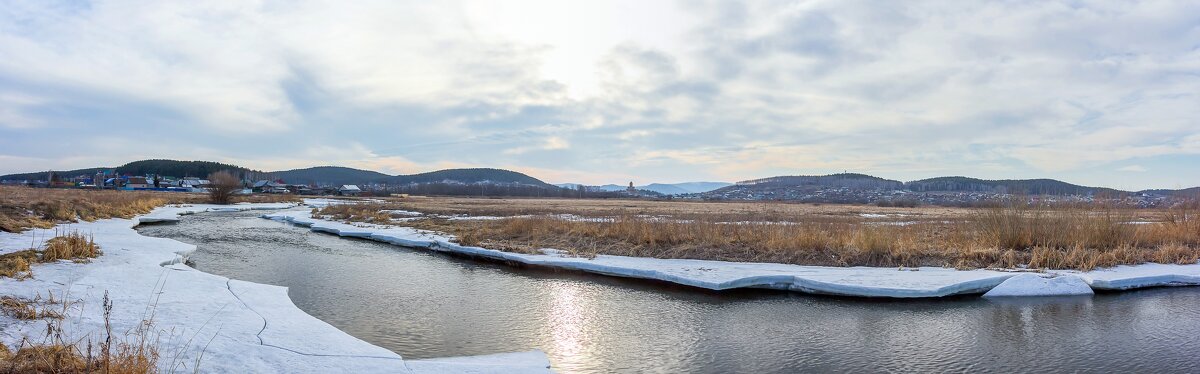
xmin=317 ymin=196 xmax=1200 ymax=271
xmin=0 ymin=186 xmax=298 ymax=233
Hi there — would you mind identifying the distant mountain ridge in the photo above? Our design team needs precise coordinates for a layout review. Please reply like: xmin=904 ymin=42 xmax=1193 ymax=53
xmin=709 ymin=173 xmax=1194 ymax=197
xmin=2 ymin=160 xmax=554 ymax=188
xmin=4 ymin=160 xmax=1196 ymax=197
xmin=0 ymin=159 xmax=256 ymax=181
xmin=270 ymin=166 xmax=391 ymax=185
xmin=905 ymin=176 xmax=1125 ymax=196
xmin=738 ymin=173 xmax=904 ymax=190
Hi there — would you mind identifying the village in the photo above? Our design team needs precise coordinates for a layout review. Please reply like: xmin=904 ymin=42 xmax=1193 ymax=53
xmin=0 ymin=170 xmax=365 ymax=196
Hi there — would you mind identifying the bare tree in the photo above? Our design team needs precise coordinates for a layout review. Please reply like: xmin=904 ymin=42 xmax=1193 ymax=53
xmin=208 ymin=171 xmax=242 ymax=204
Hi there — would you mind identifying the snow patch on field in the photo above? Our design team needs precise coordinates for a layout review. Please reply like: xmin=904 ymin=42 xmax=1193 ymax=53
xmin=0 ymin=203 xmax=552 ymax=373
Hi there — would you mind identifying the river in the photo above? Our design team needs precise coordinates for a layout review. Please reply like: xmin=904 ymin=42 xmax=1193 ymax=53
xmin=136 ymin=209 xmax=1200 ymax=373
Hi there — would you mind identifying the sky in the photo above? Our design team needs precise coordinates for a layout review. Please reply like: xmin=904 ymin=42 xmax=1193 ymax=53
xmin=1 ymin=0 xmax=1198 ymax=190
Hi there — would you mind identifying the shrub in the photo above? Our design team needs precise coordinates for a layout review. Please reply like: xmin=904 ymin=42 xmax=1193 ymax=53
xmin=206 ymin=171 xmax=242 ymax=205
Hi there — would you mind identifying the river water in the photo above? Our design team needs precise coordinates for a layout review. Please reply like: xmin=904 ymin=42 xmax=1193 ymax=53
xmin=136 ymin=209 xmax=1200 ymax=373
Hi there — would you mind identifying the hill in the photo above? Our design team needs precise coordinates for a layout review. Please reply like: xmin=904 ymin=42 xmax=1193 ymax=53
xmin=905 ymin=176 xmax=1125 ymax=196
xmin=1 ymin=160 xmax=554 ymax=189
xmin=641 ymin=183 xmax=691 ymax=195
xmin=670 ymin=182 xmax=733 ymax=193
xmin=0 ymin=159 xmax=254 ymax=181
xmin=0 ymin=167 xmax=112 ymax=182
xmin=735 ymin=173 xmax=905 ymax=190
xmin=117 ymin=159 xmax=253 ymax=178
xmin=389 ymin=168 xmax=553 ymax=187
xmin=1139 ymin=187 xmax=1200 ymax=198
xmin=271 ymin=166 xmax=391 ymax=186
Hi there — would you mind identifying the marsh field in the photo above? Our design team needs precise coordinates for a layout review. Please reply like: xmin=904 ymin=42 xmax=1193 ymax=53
xmin=317 ymin=195 xmax=1200 ymax=271
xmin=2 ymin=186 xmax=1197 ymax=272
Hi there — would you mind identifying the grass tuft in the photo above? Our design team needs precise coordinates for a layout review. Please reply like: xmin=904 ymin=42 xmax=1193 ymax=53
xmin=41 ymin=230 xmax=101 ymax=262
xmin=0 ymin=250 xmax=36 ymax=279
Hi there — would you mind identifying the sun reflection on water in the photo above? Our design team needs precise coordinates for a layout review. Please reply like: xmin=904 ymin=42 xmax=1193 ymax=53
xmin=546 ymin=281 xmax=596 ymax=371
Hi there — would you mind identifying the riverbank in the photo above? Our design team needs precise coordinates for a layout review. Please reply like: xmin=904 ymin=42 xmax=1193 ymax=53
xmin=265 ymin=203 xmax=1200 ymax=298
xmin=311 ymin=196 xmax=1200 ymax=272
xmin=0 ymin=203 xmax=551 ymax=373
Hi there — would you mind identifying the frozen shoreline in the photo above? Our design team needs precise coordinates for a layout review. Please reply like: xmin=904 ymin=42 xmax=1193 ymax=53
xmin=264 ymin=202 xmax=1200 ymax=299
xmin=0 ymin=203 xmax=552 ymax=373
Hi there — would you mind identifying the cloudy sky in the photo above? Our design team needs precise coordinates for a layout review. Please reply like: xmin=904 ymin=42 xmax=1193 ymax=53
xmin=1 ymin=1 xmax=1197 ymax=189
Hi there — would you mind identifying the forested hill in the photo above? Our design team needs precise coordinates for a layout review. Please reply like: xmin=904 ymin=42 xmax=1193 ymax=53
xmin=389 ymin=168 xmax=555 ymax=187
xmin=736 ymin=173 xmax=905 ymax=190
xmin=1 ymin=159 xmax=557 ymax=189
xmin=270 ymin=166 xmax=392 ymax=185
xmin=268 ymin=166 xmax=553 ymax=187
xmin=0 ymin=159 xmax=256 ymax=180
xmin=707 ymin=173 xmax=1173 ymax=198
xmin=905 ymin=176 xmax=1126 ymax=196
xmin=117 ymin=159 xmax=254 ymax=178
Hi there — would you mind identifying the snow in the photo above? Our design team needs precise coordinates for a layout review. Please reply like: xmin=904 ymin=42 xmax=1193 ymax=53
xmin=266 ymin=210 xmax=1017 ymax=298
xmin=982 ymin=274 xmax=1094 ymax=297
xmin=1054 ymin=263 xmax=1200 ymax=290
xmin=382 ymin=209 xmax=424 ymax=216
xmin=406 ymin=350 xmax=553 ymax=373
xmin=274 ymin=200 xmax=1200 ymax=298
xmin=0 ymin=203 xmax=552 ymax=373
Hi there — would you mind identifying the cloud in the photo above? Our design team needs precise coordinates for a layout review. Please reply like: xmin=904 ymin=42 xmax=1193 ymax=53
xmin=1117 ymin=165 xmax=1147 ymax=172
xmin=1 ymin=1 xmax=1199 ymax=190
xmin=503 ymin=136 xmax=570 ymax=155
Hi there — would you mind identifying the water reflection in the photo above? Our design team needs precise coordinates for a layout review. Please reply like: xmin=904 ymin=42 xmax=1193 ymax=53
xmin=138 ymin=210 xmax=1200 ymax=373
xmin=546 ymin=283 xmax=593 ymax=369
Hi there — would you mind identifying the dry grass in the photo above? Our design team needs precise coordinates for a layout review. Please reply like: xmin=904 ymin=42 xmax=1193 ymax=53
xmin=314 ymin=203 xmax=394 ymax=225
xmin=0 ymin=251 xmax=35 ymax=279
xmin=0 ymin=185 xmax=299 ymax=233
xmin=41 ymin=230 xmax=101 ymax=263
xmin=318 ymin=197 xmax=1200 ymax=271
xmin=0 ymin=230 xmax=100 ymax=280
xmin=373 ymin=195 xmax=971 ymax=223
xmin=0 ymin=292 xmax=159 ymax=374
xmin=0 ymin=295 xmax=64 ymax=320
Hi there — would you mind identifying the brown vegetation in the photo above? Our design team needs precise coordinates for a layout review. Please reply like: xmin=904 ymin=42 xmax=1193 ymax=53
xmin=41 ymin=230 xmax=101 ymax=262
xmin=0 ymin=292 xmax=159 ymax=374
xmin=313 ymin=203 xmax=394 ymax=225
xmin=0 ymin=186 xmax=190 ymax=233
xmin=0 ymin=294 xmax=64 ymax=320
xmin=206 ymin=171 xmax=242 ymax=205
xmin=0 ymin=251 xmax=35 ymax=279
xmin=0 ymin=185 xmax=298 ymax=233
xmin=0 ymin=230 xmax=101 ymax=280
xmin=317 ymin=197 xmax=1200 ymax=271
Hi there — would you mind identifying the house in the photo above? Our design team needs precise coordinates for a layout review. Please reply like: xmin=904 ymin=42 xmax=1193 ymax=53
xmin=339 ymin=185 xmax=362 ymax=196
xmin=306 ymin=187 xmax=338 ymax=196
xmin=126 ymin=177 xmax=150 ymax=189
xmin=286 ymin=185 xmax=313 ymax=195
xmin=179 ymin=178 xmax=210 ymax=189
xmin=253 ymin=180 xmax=287 ymax=193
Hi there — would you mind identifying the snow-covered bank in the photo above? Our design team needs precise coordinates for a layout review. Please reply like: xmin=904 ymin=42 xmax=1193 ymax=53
xmin=982 ymin=274 xmax=1093 ymax=297
xmin=266 ymin=207 xmax=1200 ymax=299
xmin=0 ymin=203 xmax=551 ymax=373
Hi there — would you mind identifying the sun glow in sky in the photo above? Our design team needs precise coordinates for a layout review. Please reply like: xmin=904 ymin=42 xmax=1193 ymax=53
xmin=1 ymin=0 xmax=1198 ymax=189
